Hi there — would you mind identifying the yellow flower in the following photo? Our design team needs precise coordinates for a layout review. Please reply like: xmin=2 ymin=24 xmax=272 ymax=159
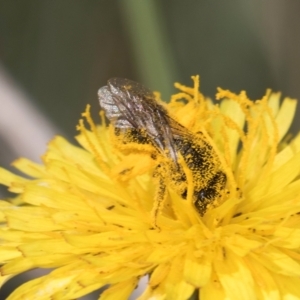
xmin=1 ymin=76 xmax=300 ymax=300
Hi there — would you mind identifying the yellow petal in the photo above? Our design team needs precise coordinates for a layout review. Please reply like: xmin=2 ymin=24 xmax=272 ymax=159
xmin=273 ymin=273 xmax=300 ymax=299
xmin=7 ymin=273 xmax=76 ymax=300
xmin=183 ymin=249 xmax=211 ymax=287
xmin=0 ymin=168 xmax=28 ymax=192
xmin=254 ymin=246 xmax=300 ymax=277
xmin=275 ymin=98 xmax=297 ymax=142
xmin=12 ymin=158 xmax=46 ymax=178
xmin=216 ymin=99 xmax=245 ymax=165
xmin=5 ymin=207 xmax=62 ymax=231
xmin=200 ymin=277 xmax=227 ymax=300
xmin=99 ymin=278 xmax=138 ymax=300
xmin=165 ymin=256 xmax=194 ymax=300
xmin=247 ymin=151 xmax=300 ymax=202
xmin=245 ymin=256 xmax=281 ymax=300
xmin=214 ymin=249 xmax=256 ymax=300
xmin=268 ymin=92 xmax=280 ymax=116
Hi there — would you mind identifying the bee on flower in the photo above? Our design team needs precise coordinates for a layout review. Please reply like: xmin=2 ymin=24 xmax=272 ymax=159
xmin=98 ymin=77 xmax=227 ymax=228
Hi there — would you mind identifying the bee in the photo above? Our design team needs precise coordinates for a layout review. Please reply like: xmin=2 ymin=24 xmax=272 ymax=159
xmin=98 ymin=78 xmax=226 ymax=225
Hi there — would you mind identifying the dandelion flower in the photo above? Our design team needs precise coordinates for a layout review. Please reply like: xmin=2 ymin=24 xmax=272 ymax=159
xmin=0 ymin=76 xmax=300 ymax=299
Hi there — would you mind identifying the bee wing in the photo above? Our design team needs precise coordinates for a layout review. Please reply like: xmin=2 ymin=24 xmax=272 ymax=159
xmin=98 ymin=85 xmax=134 ymax=129
xmin=98 ymin=78 xmax=182 ymax=163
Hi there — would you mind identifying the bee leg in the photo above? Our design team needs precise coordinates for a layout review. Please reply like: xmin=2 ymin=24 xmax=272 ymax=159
xmin=151 ymin=168 xmax=167 ymax=229
xmin=194 ymin=171 xmax=226 ymax=215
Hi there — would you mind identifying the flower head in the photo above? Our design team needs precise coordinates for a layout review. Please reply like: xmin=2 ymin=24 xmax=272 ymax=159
xmin=1 ymin=76 xmax=300 ymax=299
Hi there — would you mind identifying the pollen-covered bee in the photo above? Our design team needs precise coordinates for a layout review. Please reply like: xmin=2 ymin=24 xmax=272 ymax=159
xmin=98 ymin=78 xmax=226 ymax=225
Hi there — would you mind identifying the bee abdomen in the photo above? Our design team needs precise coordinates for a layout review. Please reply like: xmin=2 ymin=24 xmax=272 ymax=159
xmin=194 ymin=171 xmax=227 ymax=215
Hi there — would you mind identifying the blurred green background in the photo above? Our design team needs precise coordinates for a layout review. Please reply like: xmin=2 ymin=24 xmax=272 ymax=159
xmin=1 ymin=1 xmax=300 ymax=139
xmin=0 ymin=1 xmax=300 ymax=299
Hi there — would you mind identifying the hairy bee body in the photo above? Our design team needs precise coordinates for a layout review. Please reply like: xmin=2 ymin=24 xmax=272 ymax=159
xmin=98 ymin=78 xmax=226 ymax=221
xmin=168 ymin=134 xmax=226 ymax=214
